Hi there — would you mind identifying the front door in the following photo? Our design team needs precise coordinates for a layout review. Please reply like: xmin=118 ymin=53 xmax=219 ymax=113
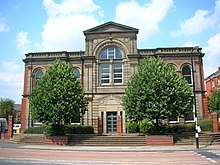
xmin=107 ymin=112 xmax=117 ymax=133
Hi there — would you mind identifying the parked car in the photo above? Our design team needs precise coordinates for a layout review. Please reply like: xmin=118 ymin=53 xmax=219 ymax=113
xmin=13 ymin=124 xmax=21 ymax=133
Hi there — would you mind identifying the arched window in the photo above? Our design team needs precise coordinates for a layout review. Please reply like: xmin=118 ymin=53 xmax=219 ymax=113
xmin=182 ymin=65 xmax=192 ymax=85
xmin=74 ymin=68 xmax=81 ymax=81
xmin=168 ymin=63 xmax=177 ymax=71
xmin=34 ymin=70 xmax=44 ymax=87
xmin=99 ymin=47 xmax=123 ymax=84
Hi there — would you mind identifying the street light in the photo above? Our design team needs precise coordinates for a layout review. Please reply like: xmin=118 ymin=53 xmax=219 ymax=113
xmin=191 ymin=46 xmax=199 ymax=149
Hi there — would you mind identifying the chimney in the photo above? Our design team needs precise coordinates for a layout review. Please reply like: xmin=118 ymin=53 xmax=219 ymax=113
xmin=218 ymin=67 xmax=220 ymax=71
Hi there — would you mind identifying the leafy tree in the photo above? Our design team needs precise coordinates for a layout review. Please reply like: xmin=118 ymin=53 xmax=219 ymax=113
xmin=122 ymin=58 xmax=193 ymax=128
xmin=30 ymin=60 xmax=87 ymax=135
xmin=0 ymin=98 xmax=15 ymax=120
xmin=208 ymin=89 xmax=220 ymax=116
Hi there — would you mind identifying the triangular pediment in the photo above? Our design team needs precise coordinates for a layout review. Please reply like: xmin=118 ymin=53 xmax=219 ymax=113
xmin=83 ymin=21 xmax=138 ymax=35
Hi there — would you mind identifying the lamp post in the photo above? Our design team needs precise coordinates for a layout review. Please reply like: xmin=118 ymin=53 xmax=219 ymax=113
xmin=191 ymin=46 xmax=199 ymax=149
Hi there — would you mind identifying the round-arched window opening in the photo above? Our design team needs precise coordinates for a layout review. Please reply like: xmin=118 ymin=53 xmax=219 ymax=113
xmin=100 ymin=47 xmax=122 ymax=60
xmin=34 ymin=70 xmax=44 ymax=87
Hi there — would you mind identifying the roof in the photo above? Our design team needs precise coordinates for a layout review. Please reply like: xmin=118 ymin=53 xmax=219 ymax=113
xmin=83 ymin=21 xmax=139 ymax=35
xmin=205 ymin=67 xmax=220 ymax=81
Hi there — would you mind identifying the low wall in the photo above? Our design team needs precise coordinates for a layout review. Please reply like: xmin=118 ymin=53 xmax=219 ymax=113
xmin=146 ymin=135 xmax=174 ymax=146
xmin=44 ymin=136 xmax=69 ymax=145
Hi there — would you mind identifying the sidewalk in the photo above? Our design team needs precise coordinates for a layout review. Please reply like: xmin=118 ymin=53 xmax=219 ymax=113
xmin=1 ymin=140 xmax=219 ymax=152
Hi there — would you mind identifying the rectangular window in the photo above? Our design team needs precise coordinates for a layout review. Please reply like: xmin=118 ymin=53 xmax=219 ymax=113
xmin=168 ymin=116 xmax=179 ymax=123
xmin=113 ymin=63 xmax=122 ymax=84
xmin=185 ymin=104 xmax=195 ymax=122
xmin=100 ymin=64 xmax=110 ymax=84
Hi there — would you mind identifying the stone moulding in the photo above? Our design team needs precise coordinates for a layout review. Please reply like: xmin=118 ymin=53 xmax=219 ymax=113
xmin=44 ymin=135 xmax=69 ymax=145
xmin=145 ymin=135 xmax=174 ymax=146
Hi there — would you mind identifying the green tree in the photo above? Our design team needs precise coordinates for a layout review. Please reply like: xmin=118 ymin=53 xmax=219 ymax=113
xmin=0 ymin=98 xmax=15 ymax=120
xmin=30 ymin=60 xmax=87 ymax=135
xmin=208 ymin=89 xmax=220 ymax=115
xmin=122 ymin=58 xmax=193 ymax=128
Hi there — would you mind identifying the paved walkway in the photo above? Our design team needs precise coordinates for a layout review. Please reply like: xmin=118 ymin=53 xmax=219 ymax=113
xmin=0 ymin=140 xmax=219 ymax=152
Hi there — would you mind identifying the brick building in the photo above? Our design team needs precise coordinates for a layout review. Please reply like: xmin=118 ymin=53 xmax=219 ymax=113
xmin=205 ymin=67 xmax=220 ymax=97
xmin=203 ymin=67 xmax=220 ymax=117
xmin=20 ymin=22 xmax=206 ymax=134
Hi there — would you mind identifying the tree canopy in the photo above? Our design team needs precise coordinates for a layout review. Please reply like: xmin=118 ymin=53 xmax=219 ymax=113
xmin=0 ymin=98 xmax=15 ymax=120
xmin=208 ymin=89 xmax=220 ymax=116
xmin=30 ymin=60 xmax=87 ymax=134
xmin=122 ymin=58 xmax=193 ymax=126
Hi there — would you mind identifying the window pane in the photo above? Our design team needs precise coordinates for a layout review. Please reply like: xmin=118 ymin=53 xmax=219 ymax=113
xmin=182 ymin=66 xmax=191 ymax=75
xmin=34 ymin=70 xmax=44 ymax=87
xmin=185 ymin=114 xmax=194 ymax=121
xmin=183 ymin=75 xmax=192 ymax=84
xmin=74 ymin=68 xmax=81 ymax=80
xmin=100 ymin=64 xmax=110 ymax=84
xmin=182 ymin=66 xmax=192 ymax=85
xmin=113 ymin=64 xmax=122 ymax=84
xmin=100 ymin=47 xmax=122 ymax=60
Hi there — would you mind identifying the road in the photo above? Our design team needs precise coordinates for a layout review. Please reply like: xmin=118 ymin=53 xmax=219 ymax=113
xmin=0 ymin=148 xmax=219 ymax=165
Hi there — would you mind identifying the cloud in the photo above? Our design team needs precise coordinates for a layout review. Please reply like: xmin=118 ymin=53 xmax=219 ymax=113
xmin=41 ymin=0 xmax=103 ymax=51
xmin=0 ymin=15 xmax=10 ymax=32
xmin=203 ymin=33 xmax=220 ymax=78
xmin=115 ymin=0 xmax=174 ymax=41
xmin=16 ymin=31 xmax=31 ymax=53
xmin=181 ymin=41 xmax=200 ymax=47
xmin=0 ymin=62 xmax=23 ymax=103
xmin=171 ymin=0 xmax=220 ymax=36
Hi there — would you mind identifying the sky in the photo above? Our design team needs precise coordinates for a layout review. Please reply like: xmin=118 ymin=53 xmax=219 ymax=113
xmin=0 ymin=0 xmax=220 ymax=104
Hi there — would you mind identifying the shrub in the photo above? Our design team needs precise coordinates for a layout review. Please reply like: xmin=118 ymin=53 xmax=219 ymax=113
xmin=24 ymin=125 xmax=50 ymax=134
xmin=126 ymin=121 xmax=139 ymax=133
xmin=140 ymin=119 xmax=153 ymax=134
xmin=198 ymin=119 xmax=212 ymax=132
xmin=64 ymin=124 xmax=94 ymax=134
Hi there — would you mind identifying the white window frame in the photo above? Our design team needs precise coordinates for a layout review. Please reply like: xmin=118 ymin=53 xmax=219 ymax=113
xmin=99 ymin=47 xmax=123 ymax=85
xmin=182 ymin=65 xmax=193 ymax=86
xmin=168 ymin=116 xmax=179 ymax=124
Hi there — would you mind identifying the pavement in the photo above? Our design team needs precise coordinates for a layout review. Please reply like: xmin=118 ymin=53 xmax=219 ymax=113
xmin=0 ymin=140 xmax=220 ymax=152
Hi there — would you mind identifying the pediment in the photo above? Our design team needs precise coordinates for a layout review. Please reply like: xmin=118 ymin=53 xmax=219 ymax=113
xmin=84 ymin=21 xmax=138 ymax=35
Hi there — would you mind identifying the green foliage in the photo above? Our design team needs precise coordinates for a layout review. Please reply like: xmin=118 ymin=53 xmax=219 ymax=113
xmin=126 ymin=121 xmax=139 ymax=133
xmin=24 ymin=125 xmax=50 ymax=134
xmin=64 ymin=124 xmax=94 ymax=134
xmin=140 ymin=119 xmax=153 ymax=134
xmin=0 ymin=98 xmax=15 ymax=120
xmin=122 ymin=58 xmax=193 ymax=128
xmin=198 ymin=119 xmax=212 ymax=132
xmin=30 ymin=60 xmax=87 ymax=135
xmin=208 ymin=89 xmax=220 ymax=116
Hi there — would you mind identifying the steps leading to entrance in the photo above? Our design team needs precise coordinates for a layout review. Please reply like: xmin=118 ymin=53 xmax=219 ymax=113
xmin=69 ymin=135 xmax=146 ymax=146
xmin=4 ymin=132 xmax=220 ymax=146
xmin=5 ymin=134 xmax=44 ymax=145
xmin=174 ymin=133 xmax=213 ymax=145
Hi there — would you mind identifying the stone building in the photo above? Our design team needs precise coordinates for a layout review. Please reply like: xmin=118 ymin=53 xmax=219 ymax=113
xmin=20 ymin=22 xmax=206 ymax=134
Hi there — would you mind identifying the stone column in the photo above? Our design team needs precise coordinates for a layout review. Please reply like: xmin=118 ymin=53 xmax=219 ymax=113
xmin=212 ymin=112 xmax=219 ymax=132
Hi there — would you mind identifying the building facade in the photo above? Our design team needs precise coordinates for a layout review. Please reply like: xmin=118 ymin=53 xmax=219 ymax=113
xmin=203 ymin=67 xmax=220 ymax=117
xmin=205 ymin=67 xmax=220 ymax=97
xmin=20 ymin=22 xmax=206 ymax=134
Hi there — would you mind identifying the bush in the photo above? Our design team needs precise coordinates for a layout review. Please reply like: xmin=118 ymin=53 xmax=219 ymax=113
xmin=198 ymin=119 xmax=212 ymax=132
xmin=126 ymin=121 xmax=139 ymax=133
xmin=24 ymin=125 xmax=50 ymax=134
xmin=140 ymin=119 xmax=153 ymax=134
xmin=64 ymin=124 xmax=94 ymax=134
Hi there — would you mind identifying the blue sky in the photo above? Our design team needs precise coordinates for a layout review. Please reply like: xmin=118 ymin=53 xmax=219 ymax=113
xmin=0 ymin=0 xmax=220 ymax=103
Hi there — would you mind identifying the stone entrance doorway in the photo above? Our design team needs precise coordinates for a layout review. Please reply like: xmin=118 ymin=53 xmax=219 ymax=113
xmin=107 ymin=112 xmax=117 ymax=133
